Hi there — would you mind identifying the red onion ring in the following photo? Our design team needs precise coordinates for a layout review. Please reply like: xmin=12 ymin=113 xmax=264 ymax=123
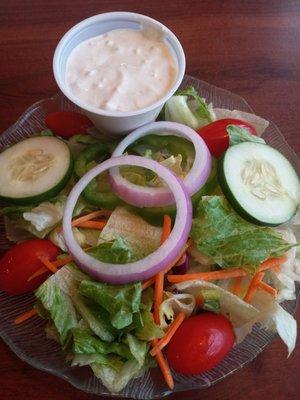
xmin=109 ymin=121 xmax=211 ymax=207
xmin=63 ymin=155 xmax=192 ymax=284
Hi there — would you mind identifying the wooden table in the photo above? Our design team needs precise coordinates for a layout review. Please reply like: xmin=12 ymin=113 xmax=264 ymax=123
xmin=0 ymin=1 xmax=299 ymax=399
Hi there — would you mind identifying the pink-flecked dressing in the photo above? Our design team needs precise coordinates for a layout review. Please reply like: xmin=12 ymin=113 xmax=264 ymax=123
xmin=65 ymin=28 xmax=177 ymax=113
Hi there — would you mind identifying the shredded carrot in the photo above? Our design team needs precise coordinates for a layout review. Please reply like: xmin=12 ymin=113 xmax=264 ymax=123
xmin=27 ymin=266 xmax=48 ymax=282
xmin=258 ymin=257 xmax=286 ymax=272
xmin=150 ymin=312 xmax=185 ymax=357
xmin=167 ymin=257 xmax=286 ymax=284
xmin=76 ymin=220 xmax=107 ymax=230
xmin=257 ymin=281 xmax=277 ymax=297
xmin=153 ymin=272 xmax=164 ymax=324
xmin=14 ymin=308 xmax=37 ymax=325
xmin=142 ymin=276 xmax=156 ymax=290
xmin=151 ymin=339 xmax=174 ymax=389
xmin=160 ymin=214 xmax=172 ymax=245
xmin=71 ymin=210 xmax=111 ymax=227
xmin=38 ymin=256 xmax=58 ymax=273
xmin=53 ymin=255 xmax=74 ymax=268
xmin=243 ymin=271 xmax=265 ymax=303
xmin=231 ymin=276 xmax=243 ymax=296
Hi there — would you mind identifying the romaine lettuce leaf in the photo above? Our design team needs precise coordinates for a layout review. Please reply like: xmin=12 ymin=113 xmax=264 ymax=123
xmin=99 ymin=207 xmax=162 ymax=259
xmin=135 ymin=308 xmax=164 ymax=341
xmin=124 ymin=333 xmax=148 ymax=366
xmin=227 ymin=125 xmax=266 ymax=146
xmin=91 ymin=359 xmax=145 ymax=393
xmin=72 ymin=294 xmax=117 ymax=342
xmin=73 ymin=328 xmax=132 ymax=359
xmin=35 ymin=280 xmax=77 ymax=346
xmin=79 ymin=280 xmax=142 ymax=330
xmin=88 ymin=236 xmax=133 ymax=264
xmin=191 ymin=196 xmax=294 ymax=272
xmin=23 ymin=201 xmax=64 ymax=233
xmin=164 ymin=86 xmax=215 ymax=129
xmin=213 ymin=108 xmax=269 ymax=136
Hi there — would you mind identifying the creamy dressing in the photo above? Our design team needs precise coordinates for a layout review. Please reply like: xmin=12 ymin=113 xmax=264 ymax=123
xmin=65 ymin=28 xmax=178 ymax=112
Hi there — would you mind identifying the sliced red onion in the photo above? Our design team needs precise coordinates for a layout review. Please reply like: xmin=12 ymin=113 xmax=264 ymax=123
xmin=109 ymin=121 xmax=211 ymax=207
xmin=63 ymin=155 xmax=192 ymax=284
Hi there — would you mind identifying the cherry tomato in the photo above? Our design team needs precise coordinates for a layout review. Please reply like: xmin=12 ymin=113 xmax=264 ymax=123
xmin=166 ymin=313 xmax=235 ymax=375
xmin=45 ymin=111 xmax=93 ymax=138
xmin=0 ymin=239 xmax=60 ymax=295
xmin=197 ymin=118 xmax=257 ymax=157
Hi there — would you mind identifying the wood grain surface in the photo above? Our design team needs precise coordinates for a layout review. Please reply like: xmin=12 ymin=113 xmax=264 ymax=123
xmin=0 ymin=1 xmax=299 ymax=399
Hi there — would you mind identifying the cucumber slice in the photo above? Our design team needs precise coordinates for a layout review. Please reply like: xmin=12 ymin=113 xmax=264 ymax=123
xmin=219 ymin=142 xmax=300 ymax=226
xmin=0 ymin=136 xmax=73 ymax=205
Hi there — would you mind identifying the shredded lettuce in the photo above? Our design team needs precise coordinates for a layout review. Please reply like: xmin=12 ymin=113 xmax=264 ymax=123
xmin=227 ymin=125 xmax=266 ymax=146
xmin=164 ymin=86 xmax=215 ymax=129
xmin=35 ymin=281 xmax=77 ymax=346
xmin=191 ymin=196 xmax=294 ymax=272
xmin=88 ymin=236 xmax=133 ymax=264
xmin=79 ymin=280 xmax=142 ymax=330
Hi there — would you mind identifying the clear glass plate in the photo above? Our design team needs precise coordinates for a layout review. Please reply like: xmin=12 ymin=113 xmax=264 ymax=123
xmin=0 ymin=75 xmax=299 ymax=399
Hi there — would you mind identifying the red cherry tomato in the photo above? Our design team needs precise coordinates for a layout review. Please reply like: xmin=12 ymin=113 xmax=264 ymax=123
xmin=166 ymin=313 xmax=235 ymax=375
xmin=197 ymin=118 xmax=257 ymax=157
xmin=45 ymin=111 xmax=93 ymax=138
xmin=0 ymin=239 xmax=60 ymax=295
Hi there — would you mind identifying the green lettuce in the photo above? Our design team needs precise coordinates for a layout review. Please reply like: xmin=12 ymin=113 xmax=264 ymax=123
xmin=164 ymin=86 xmax=215 ymax=129
xmin=72 ymin=294 xmax=117 ymax=342
xmin=227 ymin=125 xmax=266 ymax=146
xmin=79 ymin=281 xmax=142 ymax=330
xmin=191 ymin=196 xmax=294 ymax=273
xmin=87 ymin=236 xmax=133 ymax=264
xmin=35 ymin=281 xmax=77 ymax=346
xmin=73 ymin=328 xmax=132 ymax=359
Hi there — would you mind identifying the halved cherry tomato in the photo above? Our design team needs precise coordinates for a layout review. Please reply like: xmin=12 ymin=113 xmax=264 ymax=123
xmin=0 ymin=239 xmax=60 ymax=295
xmin=197 ymin=118 xmax=257 ymax=157
xmin=166 ymin=312 xmax=235 ymax=375
xmin=45 ymin=111 xmax=93 ymax=138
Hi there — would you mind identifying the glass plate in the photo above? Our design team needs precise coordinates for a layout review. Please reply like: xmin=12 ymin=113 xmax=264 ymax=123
xmin=0 ymin=75 xmax=299 ymax=399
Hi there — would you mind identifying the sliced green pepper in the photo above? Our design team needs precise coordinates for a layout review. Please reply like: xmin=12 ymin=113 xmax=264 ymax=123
xmin=74 ymin=143 xmax=125 ymax=209
xmin=128 ymin=134 xmax=195 ymax=168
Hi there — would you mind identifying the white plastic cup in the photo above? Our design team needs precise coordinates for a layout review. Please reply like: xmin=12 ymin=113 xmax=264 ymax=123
xmin=53 ymin=12 xmax=185 ymax=135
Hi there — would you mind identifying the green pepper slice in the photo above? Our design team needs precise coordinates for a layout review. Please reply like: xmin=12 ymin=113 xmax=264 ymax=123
xmin=74 ymin=143 xmax=125 ymax=209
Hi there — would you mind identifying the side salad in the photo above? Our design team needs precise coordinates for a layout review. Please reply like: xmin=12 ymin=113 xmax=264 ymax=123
xmin=0 ymin=86 xmax=299 ymax=393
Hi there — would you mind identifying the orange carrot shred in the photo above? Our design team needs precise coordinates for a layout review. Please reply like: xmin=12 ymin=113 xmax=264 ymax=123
xmin=71 ymin=210 xmax=111 ymax=227
xmin=195 ymin=295 xmax=204 ymax=308
xmin=53 ymin=255 xmax=74 ymax=268
xmin=231 ymin=276 xmax=243 ymax=296
xmin=38 ymin=256 xmax=58 ymax=273
xmin=243 ymin=271 xmax=265 ymax=303
xmin=150 ymin=312 xmax=185 ymax=356
xmin=151 ymin=339 xmax=174 ymax=390
xmin=14 ymin=308 xmax=37 ymax=325
xmin=257 ymin=281 xmax=277 ymax=297
xmin=142 ymin=276 xmax=156 ymax=290
xmin=27 ymin=266 xmax=48 ymax=282
xmin=167 ymin=257 xmax=286 ymax=284
xmin=160 ymin=215 xmax=172 ymax=245
xmin=153 ymin=272 xmax=164 ymax=325
xmin=76 ymin=220 xmax=107 ymax=230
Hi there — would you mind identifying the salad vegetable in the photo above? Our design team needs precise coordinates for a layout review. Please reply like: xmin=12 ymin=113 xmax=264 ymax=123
xmin=0 ymin=136 xmax=73 ymax=205
xmin=1 ymin=85 xmax=299 ymax=393
xmin=219 ymin=142 xmax=300 ymax=225
xmin=197 ymin=118 xmax=264 ymax=157
xmin=110 ymin=121 xmax=212 ymax=207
